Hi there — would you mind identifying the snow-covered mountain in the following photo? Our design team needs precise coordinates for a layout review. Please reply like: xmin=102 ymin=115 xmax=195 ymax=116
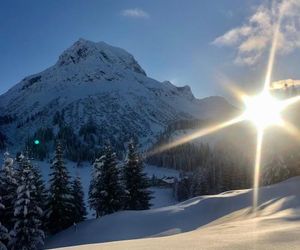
xmin=0 ymin=39 xmax=235 ymax=150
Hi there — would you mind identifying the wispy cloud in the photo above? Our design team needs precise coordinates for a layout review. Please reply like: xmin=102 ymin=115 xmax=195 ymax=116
xmin=213 ymin=0 xmax=300 ymax=66
xmin=121 ymin=8 xmax=149 ymax=19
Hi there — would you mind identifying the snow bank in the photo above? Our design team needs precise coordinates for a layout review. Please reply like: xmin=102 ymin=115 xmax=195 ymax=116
xmin=46 ymin=177 xmax=300 ymax=249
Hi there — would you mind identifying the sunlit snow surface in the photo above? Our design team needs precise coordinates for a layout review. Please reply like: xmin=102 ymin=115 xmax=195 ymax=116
xmin=46 ymin=177 xmax=300 ymax=250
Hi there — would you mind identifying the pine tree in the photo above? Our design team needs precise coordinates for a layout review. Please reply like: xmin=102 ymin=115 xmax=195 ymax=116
xmin=89 ymin=145 xmax=123 ymax=217
xmin=0 ymin=152 xmax=17 ymax=230
xmin=31 ymin=166 xmax=47 ymax=209
xmin=70 ymin=176 xmax=87 ymax=223
xmin=191 ymin=167 xmax=209 ymax=196
xmin=0 ymin=196 xmax=9 ymax=250
xmin=15 ymin=153 xmax=47 ymax=215
xmin=31 ymin=165 xmax=48 ymax=229
xmin=0 ymin=131 xmax=6 ymax=150
xmin=9 ymin=157 xmax=44 ymax=250
xmin=176 ymin=173 xmax=192 ymax=201
xmin=88 ymin=155 xmax=102 ymax=217
xmin=263 ymin=153 xmax=290 ymax=185
xmin=123 ymin=141 xmax=151 ymax=210
xmin=46 ymin=142 xmax=73 ymax=233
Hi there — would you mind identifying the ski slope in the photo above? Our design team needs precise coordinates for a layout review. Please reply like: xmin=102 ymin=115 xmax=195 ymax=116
xmin=46 ymin=177 xmax=300 ymax=250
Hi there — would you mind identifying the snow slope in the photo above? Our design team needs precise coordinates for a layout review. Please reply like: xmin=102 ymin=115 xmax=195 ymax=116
xmin=46 ymin=177 xmax=300 ymax=249
xmin=149 ymin=187 xmax=177 ymax=209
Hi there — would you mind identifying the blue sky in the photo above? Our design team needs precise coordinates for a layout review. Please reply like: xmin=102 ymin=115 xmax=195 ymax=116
xmin=1 ymin=0 xmax=300 ymax=98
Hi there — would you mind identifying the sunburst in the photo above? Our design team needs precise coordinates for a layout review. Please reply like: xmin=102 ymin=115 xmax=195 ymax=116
xmin=148 ymin=11 xmax=300 ymax=213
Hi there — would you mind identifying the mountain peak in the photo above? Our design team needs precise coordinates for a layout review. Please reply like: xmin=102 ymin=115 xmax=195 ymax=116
xmin=56 ymin=39 xmax=146 ymax=76
xmin=0 ymin=39 xmax=235 ymax=154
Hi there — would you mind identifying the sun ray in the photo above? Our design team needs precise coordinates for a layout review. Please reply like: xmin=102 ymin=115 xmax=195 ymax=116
xmin=250 ymin=10 xmax=285 ymax=213
xmin=253 ymin=129 xmax=264 ymax=213
xmin=147 ymin=116 xmax=244 ymax=157
xmin=263 ymin=14 xmax=282 ymax=91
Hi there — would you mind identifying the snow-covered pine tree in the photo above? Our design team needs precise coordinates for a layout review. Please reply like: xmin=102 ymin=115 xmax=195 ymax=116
xmin=15 ymin=153 xmax=47 ymax=213
xmin=31 ymin=166 xmax=47 ymax=209
xmin=88 ymin=154 xmax=103 ymax=217
xmin=9 ymin=156 xmax=44 ymax=250
xmin=0 ymin=196 xmax=9 ymax=250
xmin=123 ymin=141 xmax=151 ymax=210
xmin=89 ymin=145 xmax=123 ymax=217
xmin=0 ymin=152 xmax=17 ymax=230
xmin=31 ymin=165 xmax=48 ymax=229
xmin=263 ymin=153 xmax=290 ymax=185
xmin=70 ymin=176 xmax=87 ymax=223
xmin=14 ymin=153 xmax=30 ymax=196
xmin=46 ymin=142 xmax=73 ymax=233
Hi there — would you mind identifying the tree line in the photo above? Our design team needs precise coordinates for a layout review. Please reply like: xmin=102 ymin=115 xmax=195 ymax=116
xmin=0 ymin=140 xmax=151 ymax=250
xmin=147 ymin=140 xmax=294 ymax=202
xmin=23 ymin=113 xmax=136 ymax=163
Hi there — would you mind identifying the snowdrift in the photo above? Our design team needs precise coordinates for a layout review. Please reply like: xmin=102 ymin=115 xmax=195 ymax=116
xmin=46 ymin=177 xmax=300 ymax=249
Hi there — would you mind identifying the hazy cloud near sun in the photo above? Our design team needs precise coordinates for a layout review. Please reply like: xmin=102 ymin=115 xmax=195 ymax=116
xmin=213 ymin=0 xmax=300 ymax=66
xmin=121 ymin=8 xmax=149 ymax=19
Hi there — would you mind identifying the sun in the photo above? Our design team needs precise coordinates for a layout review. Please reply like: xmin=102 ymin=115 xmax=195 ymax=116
xmin=147 ymin=10 xmax=300 ymax=215
xmin=242 ymin=91 xmax=283 ymax=130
